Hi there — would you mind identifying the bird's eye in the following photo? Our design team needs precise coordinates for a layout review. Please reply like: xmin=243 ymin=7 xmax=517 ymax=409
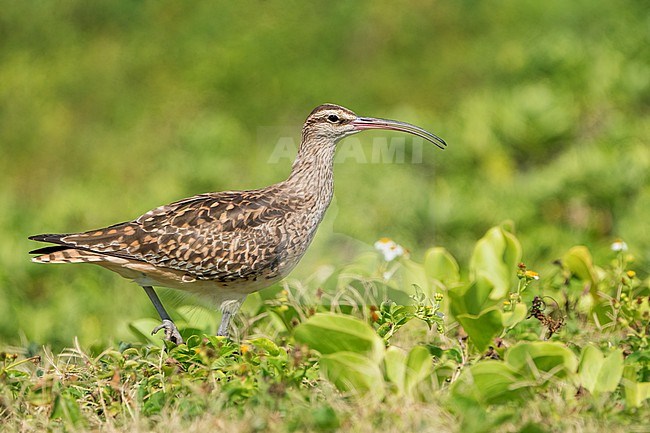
xmin=327 ymin=114 xmax=340 ymax=124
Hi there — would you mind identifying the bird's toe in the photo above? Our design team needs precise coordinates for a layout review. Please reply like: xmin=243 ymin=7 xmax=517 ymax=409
xmin=151 ymin=319 xmax=184 ymax=345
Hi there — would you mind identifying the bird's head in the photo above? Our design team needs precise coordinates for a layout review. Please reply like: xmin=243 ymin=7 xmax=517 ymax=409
xmin=302 ymin=103 xmax=446 ymax=150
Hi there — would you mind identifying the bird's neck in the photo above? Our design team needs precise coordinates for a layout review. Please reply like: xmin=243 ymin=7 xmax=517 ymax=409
xmin=285 ymin=135 xmax=337 ymax=214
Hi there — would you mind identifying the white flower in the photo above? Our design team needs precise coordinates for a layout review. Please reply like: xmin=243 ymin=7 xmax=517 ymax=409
xmin=374 ymin=238 xmax=405 ymax=262
xmin=611 ymin=239 xmax=628 ymax=252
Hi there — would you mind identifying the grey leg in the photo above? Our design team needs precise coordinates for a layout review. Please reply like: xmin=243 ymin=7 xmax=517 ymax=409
xmin=217 ymin=311 xmax=232 ymax=337
xmin=142 ymin=285 xmax=184 ymax=344
xmin=217 ymin=297 xmax=246 ymax=337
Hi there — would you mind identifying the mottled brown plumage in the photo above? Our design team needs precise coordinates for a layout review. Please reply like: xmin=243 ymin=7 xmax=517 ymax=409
xmin=29 ymin=104 xmax=446 ymax=343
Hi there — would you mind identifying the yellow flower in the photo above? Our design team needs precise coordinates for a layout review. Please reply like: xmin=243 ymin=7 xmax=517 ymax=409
xmin=240 ymin=344 xmax=250 ymax=355
xmin=524 ymin=270 xmax=540 ymax=280
xmin=626 ymin=270 xmax=636 ymax=278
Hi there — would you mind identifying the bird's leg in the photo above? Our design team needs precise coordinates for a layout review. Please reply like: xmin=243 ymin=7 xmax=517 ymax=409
xmin=217 ymin=297 xmax=246 ymax=337
xmin=142 ymin=285 xmax=184 ymax=344
xmin=217 ymin=312 xmax=232 ymax=337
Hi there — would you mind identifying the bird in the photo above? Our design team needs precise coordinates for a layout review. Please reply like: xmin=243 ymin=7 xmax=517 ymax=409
xmin=29 ymin=104 xmax=446 ymax=344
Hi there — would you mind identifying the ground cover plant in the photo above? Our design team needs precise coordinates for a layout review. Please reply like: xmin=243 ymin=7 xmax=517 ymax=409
xmin=2 ymin=225 xmax=648 ymax=432
xmin=1 ymin=0 xmax=649 ymax=431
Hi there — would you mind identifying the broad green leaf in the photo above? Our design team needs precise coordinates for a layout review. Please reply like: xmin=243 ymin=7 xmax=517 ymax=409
xmin=501 ymin=303 xmax=528 ymax=329
xmin=294 ymin=313 xmax=385 ymax=362
xmin=451 ymin=360 xmax=527 ymax=405
xmin=469 ymin=225 xmax=522 ymax=299
xmin=562 ymin=246 xmax=599 ymax=291
xmin=578 ymin=345 xmax=603 ymax=392
xmin=404 ymin=346 xmax=434 ymax=395
xmin=384 ymin=346 xmax=407 ymax=394
xmin=578 ymin=345 xmax=624 ymax=396
xmin=320 ymin=352 xmax=385 ymax=400
xmin=424 ymin=247 xmax=460 ymax=285
xmin=456 ymin=308 xmax=503 ymax=352
xmin=448 ymin=278 xmax=496 ymax=317
xmin=623 ymin=365 xmax=650 ymax=408
xmin=597 ymin=348 xmax=624 ymax=393
xmin=506 ymin=342 xmax=578 ymax=380
xmin=624 ymin=381 xmax=650 ymax=408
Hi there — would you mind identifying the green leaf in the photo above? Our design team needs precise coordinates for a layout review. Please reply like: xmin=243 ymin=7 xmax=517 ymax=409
xmin=451 ymin=360 xmax=527 ymax=405
xmin=449 ymin=279 xmax=504 ymax=352
xmin=624 ymin=381 xmax=650 ymax=408
xmin=578 ymin=345 xmax=603 ymax=393
xmin=424 ymin=247 xmax=460 ymax=285
xmin=448 ymin=278 xmax=497 ymax=317
xmin=623 ymin=365 xmax=650 ymax=408
xmin=469 ymin=225 xmax=522 ymax=299
xmin=597 ymin=348 xmax=624 ymax=393
xmin=562 ymin=246 xmax=599 ymax=290
xmin=455 ymin=309 xmax=503 ymax=352
xmin=506 ymin=342 xmax=578 ymax=380
xmin=404 ymin=345 xmax=434 ymax=396
xmin=294 ymin=313 xmax=385 ymax=362
xmin=384 ymin=346 xmax=407 ymax=394
xmin=501 ymin=303 xmax=528 ymax=329
xmin=320 ymin=352 xmax=385 ymax=400
xmin=578 ymin=345 xmax=624 ymax=396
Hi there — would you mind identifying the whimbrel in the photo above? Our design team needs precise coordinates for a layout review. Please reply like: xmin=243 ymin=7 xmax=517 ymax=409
xmin=29 ymin=104 xmax=446 ymax=344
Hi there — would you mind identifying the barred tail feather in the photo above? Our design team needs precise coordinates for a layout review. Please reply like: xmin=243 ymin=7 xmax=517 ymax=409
xmin=31 ymin=247 xmax=107 ymax=264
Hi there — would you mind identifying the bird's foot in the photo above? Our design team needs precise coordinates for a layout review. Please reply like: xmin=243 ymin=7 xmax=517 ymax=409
xmin=151 ymin=319 xmax=184 ymax=345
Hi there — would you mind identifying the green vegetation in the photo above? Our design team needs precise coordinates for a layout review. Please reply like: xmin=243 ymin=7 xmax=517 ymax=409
xmin=2 ymin=227 xmax=649 ymax=431
xmin=1 ymin=1 xmax=648 ymax=431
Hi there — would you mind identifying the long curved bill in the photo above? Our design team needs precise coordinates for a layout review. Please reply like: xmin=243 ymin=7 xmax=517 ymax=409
xmin=351 ymin=117 xmax=447 ymax=150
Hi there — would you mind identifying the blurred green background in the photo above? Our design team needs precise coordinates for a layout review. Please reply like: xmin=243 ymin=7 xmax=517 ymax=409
xmin=1 ymin=0 xmax=648 ymax=349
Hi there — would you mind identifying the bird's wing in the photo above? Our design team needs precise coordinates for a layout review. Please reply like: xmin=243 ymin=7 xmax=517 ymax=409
xmin=30 ymin=190 xmax=296 ymax=281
